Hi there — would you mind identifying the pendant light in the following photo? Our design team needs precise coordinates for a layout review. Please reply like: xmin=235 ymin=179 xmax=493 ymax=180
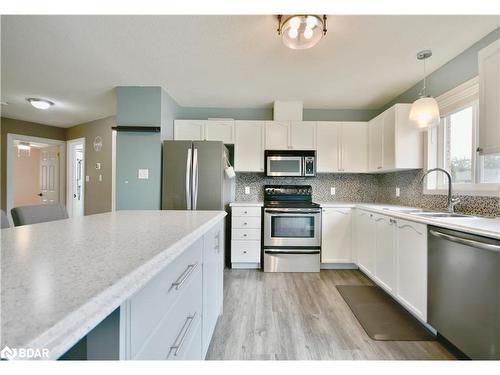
xmin=277 ymin=15 xmax=327 ymax=50
xmin=409 ymin=50 xmax=440 ymax=131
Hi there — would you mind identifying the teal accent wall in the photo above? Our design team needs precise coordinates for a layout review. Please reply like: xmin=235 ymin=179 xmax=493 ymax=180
xmin=177 ymin=106 xmax=378 ymax=122
xmin=378 ymin=27 xmax=500 ymax=113
xmin=116 ymin=86 xmax=163 ymax=126
xmin=116 ymin=131 xmax=162 ymax=210
xmin=162 ymin=89 xmax=182 ymax=140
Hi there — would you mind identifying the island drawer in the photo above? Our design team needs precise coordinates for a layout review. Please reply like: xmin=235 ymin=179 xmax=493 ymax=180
xmin=232 ymin=228 xmax=261 ymax=240
xmin=232 ymin=217 xmax=261 ymax=229
xmin=134 ymin=266 xmax=202 ymax=360
xmin=231 ymin=240 xmax=261 ymax=263
xmin=231 ymin=207 xmax=261 ymax=217
xmin=128 ymin=237 xmax=203 ymax=358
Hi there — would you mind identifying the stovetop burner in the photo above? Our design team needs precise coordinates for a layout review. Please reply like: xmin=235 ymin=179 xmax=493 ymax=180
xmin=263 ymin=184 xmax=319 ymax=208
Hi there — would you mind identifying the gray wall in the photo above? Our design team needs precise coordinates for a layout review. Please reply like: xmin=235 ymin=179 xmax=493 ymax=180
xmin=378 ymin=27 xmax=500 ymax=112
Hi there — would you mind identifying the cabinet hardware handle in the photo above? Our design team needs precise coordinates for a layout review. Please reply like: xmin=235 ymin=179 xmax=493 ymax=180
xmin=243 ymin=250 xmax=247 ymax=254
xmin=243 ymin=234 xmax=247 ymax=237
xmin=171 ymin=263 xmax=198 ymax=291
xmin=244 ymin=222 xmax=248 ymax=225
xmin=244 ymin=211 xmax=248 ymax=214
xmin=377 ymin=166 xmax=382 ymax=169
xmin=168 ymin=312 xmax=197 ymax=358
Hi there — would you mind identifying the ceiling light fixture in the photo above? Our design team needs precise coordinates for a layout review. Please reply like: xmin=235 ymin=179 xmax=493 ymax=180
xmin=277 ymin=15 xmax=327 ymax=50
xmin=409 ymin=50 xmax=440 ymax=131
xmin=26 ymin=97 xmax=54 ymax=110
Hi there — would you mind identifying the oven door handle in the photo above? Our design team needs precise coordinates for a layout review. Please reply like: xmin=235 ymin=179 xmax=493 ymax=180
xmin=264 ymin=209 xmax=321 ymax=214
xmin=265 ymin=250 xmax=320 ymax=255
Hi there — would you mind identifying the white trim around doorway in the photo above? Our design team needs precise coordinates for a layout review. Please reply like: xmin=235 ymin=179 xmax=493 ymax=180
xmin=66 ymin=137 xmax=86 ymax=217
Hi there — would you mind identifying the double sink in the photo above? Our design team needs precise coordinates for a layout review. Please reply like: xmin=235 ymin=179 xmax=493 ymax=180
xmin=381 ymin=207 xmax=471 ymax=218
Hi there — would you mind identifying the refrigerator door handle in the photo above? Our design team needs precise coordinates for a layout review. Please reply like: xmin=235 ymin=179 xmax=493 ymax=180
xmin=192 ymin=148 xmax=199 ymax=210
xmin=185 ymin=147 xmax=192 ymax=210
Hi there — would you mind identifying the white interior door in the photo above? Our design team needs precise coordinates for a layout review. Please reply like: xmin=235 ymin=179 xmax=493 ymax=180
xmin=40 ymin=146 xmax=60 ymax=205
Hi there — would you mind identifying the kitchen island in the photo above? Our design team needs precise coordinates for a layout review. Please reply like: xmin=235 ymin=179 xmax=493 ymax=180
xmin=1 ymin=210 xmax=226 ymax=360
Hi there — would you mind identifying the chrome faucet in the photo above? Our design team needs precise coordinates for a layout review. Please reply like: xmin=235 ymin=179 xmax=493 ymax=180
xmin=420 ymin=168 xmax=461 ymax=213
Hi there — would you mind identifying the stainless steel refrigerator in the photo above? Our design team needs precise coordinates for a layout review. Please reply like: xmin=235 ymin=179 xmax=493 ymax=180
xmin=162 ymin=140 xmax=234 ymax=210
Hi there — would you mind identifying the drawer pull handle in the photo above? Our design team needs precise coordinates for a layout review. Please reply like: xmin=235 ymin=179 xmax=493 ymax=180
xmin=244 ymin=222 xmax=248 ymax=225
xmin=168 ymin=312 xmax=197 ymax=358
xmin=243 ymin=250 xmax=247 ymax=254
xmin=244 ymin=211 xmax=248 ymax=214
xmin=243 ymin=234 xmax=247 ymax=237
xmin=171 ymin=263 xmax=198 ymax=291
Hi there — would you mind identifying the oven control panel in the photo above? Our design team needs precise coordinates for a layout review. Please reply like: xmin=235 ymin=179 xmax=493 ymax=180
xmin=264 ymin=185 xmax=313 ymax=200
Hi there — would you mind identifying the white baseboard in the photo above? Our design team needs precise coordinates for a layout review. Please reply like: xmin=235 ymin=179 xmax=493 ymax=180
xmin=321 ymin=263 xmax=358 ymax=270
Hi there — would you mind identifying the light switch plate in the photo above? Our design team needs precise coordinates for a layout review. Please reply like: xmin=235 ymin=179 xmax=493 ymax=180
xmin=244 ymin=186 xmax=250 ymax=195
xmin=98 ymin=174 xmax=103 ymax=182
xmin=396 ymin=187 xmax=400 ymax=197
xmin=85 ymin=175 xmax=90 ymax=182
xmin=95 ymin=162 xmax=101 ymax=170
xmin=330 ymin=187 xmax=336 ymax=195
xmin=138 ymin=169 xmax=149 ymax=180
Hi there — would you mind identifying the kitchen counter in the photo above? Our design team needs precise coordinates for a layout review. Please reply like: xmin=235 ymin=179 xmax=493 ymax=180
xmin=0 ymin=210 xmax=226 ymax=360
xmin=229 ymin=202 xmax=263 ymax=207
xmin=231 ymin=201 xmax=500 ymax=239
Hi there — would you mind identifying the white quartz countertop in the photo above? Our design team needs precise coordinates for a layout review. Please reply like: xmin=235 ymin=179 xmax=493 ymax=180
xmin=0 ymin=210 xmax=226 ymax=360
xmin=229 ymin=202 xmax=264 ymax=207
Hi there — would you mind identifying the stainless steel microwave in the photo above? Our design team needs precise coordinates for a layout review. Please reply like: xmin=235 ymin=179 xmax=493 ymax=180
xmin=264 ymin=150 xmax=316 ymax=177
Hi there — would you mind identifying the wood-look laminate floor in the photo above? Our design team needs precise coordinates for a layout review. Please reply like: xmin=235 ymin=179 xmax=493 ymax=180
xmin=206 ymin=269 xmax=454 ymax=360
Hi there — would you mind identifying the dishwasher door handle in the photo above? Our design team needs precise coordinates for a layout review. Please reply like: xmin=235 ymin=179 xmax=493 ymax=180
xmin=429 ymin=230 xmax=500 ymax=253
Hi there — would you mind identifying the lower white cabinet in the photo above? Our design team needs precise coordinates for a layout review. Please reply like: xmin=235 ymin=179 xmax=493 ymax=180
xmin=395 ymin=219 xmax=427 ymax=321
xmin=321 ymin=208 xmax=352 ymax=263
xmin=354 ymin=209 xmax=375 ymax=275
xmin=230 ymin=204 xmax=261 ymax=268
xmin=119 ymin=220 xmax=224 ymax=360
xmin=353 ymin=209 xmax=428 ymax=322
xmin=373 ymin=214 xmax=396 ymax=294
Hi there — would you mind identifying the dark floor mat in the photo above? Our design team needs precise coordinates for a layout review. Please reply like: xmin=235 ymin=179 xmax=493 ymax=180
xmin=337 ymin=285 xmax=435 ymax=341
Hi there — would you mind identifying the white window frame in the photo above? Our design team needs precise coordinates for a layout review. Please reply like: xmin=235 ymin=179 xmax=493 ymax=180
xmin=424 ymin=77 xmax=500 ymax=197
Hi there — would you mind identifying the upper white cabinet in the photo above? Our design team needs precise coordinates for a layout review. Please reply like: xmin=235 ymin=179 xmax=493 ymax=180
xmin=478 ymin=39 xmax=500 ymax=155
xmin=174 ymin=120 xmax=235 ymax=143
xmin=317 ymin=122 xmax=367 ymax=173
xmin=368 ymin=104 xmax=422 ymax=172
xmin=316 ymin=122 xmax=340 ymax=172
xmin=368 ymin=114 xmax=384 ymax=171
xmin=264 ymin=121 xmax=316 ymax=150
xmin=174 ymin=120 xmax=205 ymax=141
xmin=289 ymin=121 xmax=316 ymax=150
xmin=234 ymin=121 xmax=265 ymax=172
xmin=395 ymin=219 xmax=427 ymax=321
xmin=321 ymin=208 xmax=352 ymax=263
xmin=205 ymin=120 xmax=235 ymax=144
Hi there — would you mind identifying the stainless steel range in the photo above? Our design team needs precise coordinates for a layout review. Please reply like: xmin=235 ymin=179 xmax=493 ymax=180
xmin=263 ymin=185 xmax=321 ymax=273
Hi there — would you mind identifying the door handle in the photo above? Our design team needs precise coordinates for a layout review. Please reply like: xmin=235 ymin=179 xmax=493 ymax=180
xmin=192 ymin=148 xmax=199 ymax=210
xmin=38 ymin=193 xmax=43 ymax=197
xmin=185 ymin=148 xmax=192 ymax=210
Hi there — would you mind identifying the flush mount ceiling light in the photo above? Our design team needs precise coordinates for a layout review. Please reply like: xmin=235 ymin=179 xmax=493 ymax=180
xmin=409 ymin=50 xmax=440 ymax=131
xmin=277 ymin=15 xmax=327 ymax=50
xmin=26 ymin=97 xmax=54 ymax=110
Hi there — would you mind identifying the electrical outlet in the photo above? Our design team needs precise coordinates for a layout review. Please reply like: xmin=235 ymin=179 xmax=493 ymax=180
xmin=85 ymin=175 xmax=90 ymax=182
xmin=244 ymin=186 xmax=250 ymax=195
xmin=330 ymin=187 xmax=336 ymax=195
xmin=395 ymin=187 xmax=400 ymax=197
xmin=98 ymin=174 xmax=103 ymax=182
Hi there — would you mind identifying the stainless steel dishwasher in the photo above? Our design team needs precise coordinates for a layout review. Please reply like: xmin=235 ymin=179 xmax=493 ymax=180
xmin=428 ymin=226 xmax=500 ymax=359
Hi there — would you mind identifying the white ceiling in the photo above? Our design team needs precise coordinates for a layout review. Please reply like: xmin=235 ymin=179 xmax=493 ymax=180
xmin=1 ymin=15 xmax=499 ymax=127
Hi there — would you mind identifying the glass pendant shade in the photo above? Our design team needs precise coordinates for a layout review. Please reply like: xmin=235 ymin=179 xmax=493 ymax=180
xmin=409 ymin=96 xmax=440 ymax=131
xmin=280 ymin=15 xmax=325 ymax=50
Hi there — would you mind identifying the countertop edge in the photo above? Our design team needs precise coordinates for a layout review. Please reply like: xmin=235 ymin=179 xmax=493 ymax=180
xmin=25 ymin=211 xmax=227 ymax=360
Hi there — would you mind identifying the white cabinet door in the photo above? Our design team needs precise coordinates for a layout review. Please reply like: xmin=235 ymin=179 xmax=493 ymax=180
xmin=174 ymin=120 xmax=205 ymax=141
xmin=354 ymin=210 xmax=375 ymax=275
xmin=341 ymin=122 xmax=368 ymax=173
xmin=316 ymin=122 xmax=340 ymax=172
xmin=205 ymin=120 xmax=235 ymax=144
xmin=290 ymin=121 xmax=316 ymax=150
xmin=374 ymin=214 xmax=396 ymax=293
xmin=368 ymin=114 xmax=384 ymax=171
xmin=234 ymin=121 xmax=265 ymax=172
xmin=478 ymin=39 xmax=500 ymax=155
xmin=321 ymin=208 xmax=352 ymax=263
xmin=382 ymin=106 xmax=396 ymax=170
xmin=202 ymin=222 xmax=224 ymax=358
xmin=396 ymin=219 xmax=427 ymax=321
xmin=265 ymin=121 xmax=290 ymax=150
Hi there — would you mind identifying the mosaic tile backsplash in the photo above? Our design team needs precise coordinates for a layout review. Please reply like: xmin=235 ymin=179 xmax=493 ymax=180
xmin=235 ymin=170 xmax=500 ymax=217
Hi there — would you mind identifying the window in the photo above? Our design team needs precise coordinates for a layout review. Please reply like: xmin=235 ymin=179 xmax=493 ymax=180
xmin=425 ymin=77 xmax=500 ymax=195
